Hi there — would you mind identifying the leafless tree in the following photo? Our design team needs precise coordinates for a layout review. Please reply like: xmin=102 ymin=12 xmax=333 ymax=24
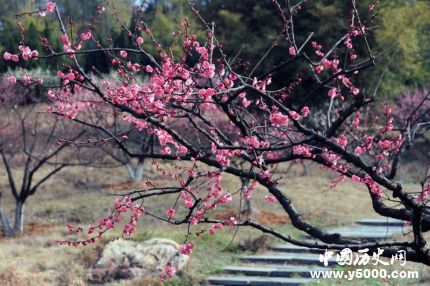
xmin=0 ymin=82 xmax=90 ymax=236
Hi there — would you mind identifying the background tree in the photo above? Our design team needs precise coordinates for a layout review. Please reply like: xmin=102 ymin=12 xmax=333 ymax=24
xmin=371 ymin=1 xmax=430 ymax=97
xmin=4 ymin=0 xmax=430 ymax=278
xmin=79 ymin=106 xmax=156 ymax=183
xmin=0 ymin=79 xmax=90 ymax=236
xmin=2 ymin=0 xmax=429 ymax=101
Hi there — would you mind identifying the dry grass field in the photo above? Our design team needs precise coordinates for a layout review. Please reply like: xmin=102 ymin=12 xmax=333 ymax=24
xmin=0 ymin=160 xmax=429 ymax=285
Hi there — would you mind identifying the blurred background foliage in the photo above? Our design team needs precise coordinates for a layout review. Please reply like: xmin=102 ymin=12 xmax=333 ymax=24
xmin=0 ymin=0 xmax=429 ymax=101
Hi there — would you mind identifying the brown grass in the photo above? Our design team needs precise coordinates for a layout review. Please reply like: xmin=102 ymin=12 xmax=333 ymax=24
xmin=0 ymin=160 xmax=428 ymax=285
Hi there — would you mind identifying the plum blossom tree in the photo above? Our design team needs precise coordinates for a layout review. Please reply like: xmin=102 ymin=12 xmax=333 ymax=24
xmin=3 ymin=0 xmax=430 ymax=278
xmin=392 ymin=87 xmax=430 ymax=145
xmin=63 ymin=85 xmax=156 ymax=183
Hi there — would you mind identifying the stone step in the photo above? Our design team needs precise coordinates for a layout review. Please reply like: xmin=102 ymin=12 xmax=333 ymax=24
xmin=318 ymin=232 xmax=387 ymax=241
xmin=223 ymin=265 xmax=330 ymax=278
xmin=304 ymin=232 xmax=386 ymax=241
xmin=207 ymin=218 xmax=408 ymax=285
xmin=330 ymin=225 xmax=406 ymax=234
xmin=355 ymin=218 xmax=406 ymax=227
xmin=271 ymin=245 xmax=328 ymax=254
xmin=207 ymin=276 xmax=313 ymax=286
xmin=305 ymin=227 xmax=406 ymax=241
xmin=240 ymin=254 xmax=336 ymax=266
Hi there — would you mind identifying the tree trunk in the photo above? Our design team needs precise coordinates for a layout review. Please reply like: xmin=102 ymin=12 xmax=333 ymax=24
xmin=13 ymin=200 xmax=24 ymax=236
xmin=0 ymin=192 xmax=13 ymax=237
xmin=244 ymin=198 xmax=255 ymax=216
xmin=0 ymin=207 xmax=13 ymax=237
xmin=126 ymin=163 xmax=137 ymax=182
xmin=126 ymin=159 xmax=145 ymax=183
xmin=134 ymin=159 xmax=145 ymax=182
xmin=240 ymin=177 xmax=256 ymax=216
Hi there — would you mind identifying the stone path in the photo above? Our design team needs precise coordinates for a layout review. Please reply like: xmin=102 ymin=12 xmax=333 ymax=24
xmin=207 ymin=218 xmax=408 ymax=286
